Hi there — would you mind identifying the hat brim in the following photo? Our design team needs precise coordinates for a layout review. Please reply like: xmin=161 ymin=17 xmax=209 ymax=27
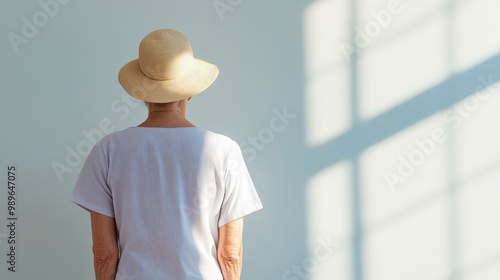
xmin=118 ymin=58 xmax=219 ymax=103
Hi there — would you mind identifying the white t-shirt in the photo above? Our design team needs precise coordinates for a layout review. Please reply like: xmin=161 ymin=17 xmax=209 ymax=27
xmin=70 ymin=127 xmax=263 ymax=280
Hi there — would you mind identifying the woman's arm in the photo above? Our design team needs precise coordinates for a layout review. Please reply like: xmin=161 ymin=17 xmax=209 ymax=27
xmin=218 ymin=218 xmax=244 ymax=280
xmin=90 ymin=211 xmax=119 ymax=280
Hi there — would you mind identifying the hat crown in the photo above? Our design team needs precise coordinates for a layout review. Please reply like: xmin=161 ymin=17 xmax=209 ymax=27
xmin=138 ymin=29 xmax=194 ymax=81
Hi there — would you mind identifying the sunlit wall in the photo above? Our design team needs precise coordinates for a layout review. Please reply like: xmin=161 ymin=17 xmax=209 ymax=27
xmin=304 ymin=0 xmax=500 ymax=279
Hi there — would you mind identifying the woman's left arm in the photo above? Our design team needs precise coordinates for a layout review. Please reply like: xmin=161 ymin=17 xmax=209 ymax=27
xmin=90 ymin=211 xmax=119 ymax=280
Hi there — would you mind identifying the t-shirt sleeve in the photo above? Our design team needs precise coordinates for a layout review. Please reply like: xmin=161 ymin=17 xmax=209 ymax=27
xmin=70 ymin=141 xmax=114 ymax=218
xmin=218 ymin=141 xmax=263 ymax=227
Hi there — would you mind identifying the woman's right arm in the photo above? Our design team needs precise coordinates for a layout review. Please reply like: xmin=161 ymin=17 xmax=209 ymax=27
xmin=218 ymin=218 xmax=244 ymax=280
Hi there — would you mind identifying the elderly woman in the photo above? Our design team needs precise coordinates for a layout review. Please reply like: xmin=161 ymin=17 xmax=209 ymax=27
xmin=70 ymin=29 xmax=263 ymax=280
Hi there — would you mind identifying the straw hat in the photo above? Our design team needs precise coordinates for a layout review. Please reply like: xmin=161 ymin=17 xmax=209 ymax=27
xmin=118 ymin=29 xmax=219 ymax=103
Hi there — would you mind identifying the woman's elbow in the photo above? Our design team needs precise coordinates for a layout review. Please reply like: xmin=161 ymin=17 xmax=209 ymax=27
xmin=218 ymin=246 xmax=242 ymax=266
xmin=93 ymin=246 xmax=119 ymax=263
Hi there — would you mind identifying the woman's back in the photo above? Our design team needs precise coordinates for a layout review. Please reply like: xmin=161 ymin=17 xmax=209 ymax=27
xmin=71 ymin=127 xmax=262 ymax=279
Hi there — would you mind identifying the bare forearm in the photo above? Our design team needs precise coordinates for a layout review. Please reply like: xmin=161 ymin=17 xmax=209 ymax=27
xmin=218 ymin=248 xmax=242 ymax=280
xmin=90 ymin=212 xmax=119 ymax=280
xmin=218 ymin=218 xmax=244 ymax=280
xmin=94 ymin=257 xmax=118 ymax=280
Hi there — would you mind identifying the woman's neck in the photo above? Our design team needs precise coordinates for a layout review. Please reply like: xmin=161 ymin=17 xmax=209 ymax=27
xmin=138 ymin=110 xmax=195 ymax=128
